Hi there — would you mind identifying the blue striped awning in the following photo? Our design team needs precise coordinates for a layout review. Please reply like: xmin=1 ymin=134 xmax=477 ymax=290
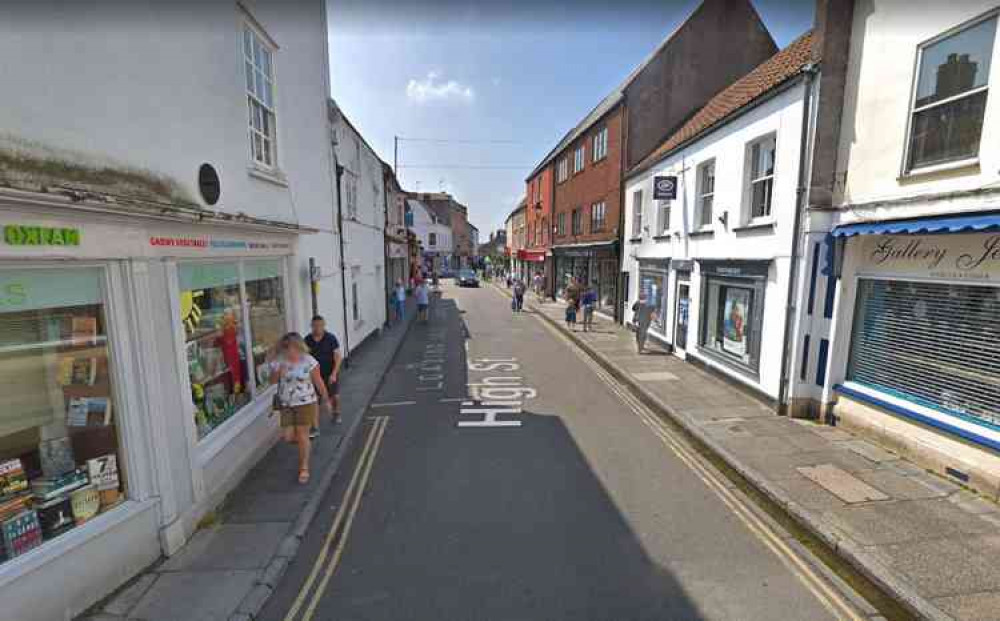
xmin=831 ymin=212 xmax=1000 ymax=237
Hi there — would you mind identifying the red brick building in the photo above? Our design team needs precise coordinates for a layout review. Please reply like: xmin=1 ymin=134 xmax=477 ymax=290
xmin=530 ymin=0 xmax=776 ymax=319
xmin=522 ymin=165 xmax=554 ymax=293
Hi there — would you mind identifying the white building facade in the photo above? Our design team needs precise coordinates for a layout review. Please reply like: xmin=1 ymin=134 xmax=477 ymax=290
xmin=622 ymin=34 xmax=818 ymax=402
xmin=407 ymin=199 xmax=453 ymax=275
xmin=0 ymin=1 xmax=337 ymax=618
xmin=330 ymin=101 xmax=388 ymax=346
xmin=822 ymin=1 xmax=1000 ymax=497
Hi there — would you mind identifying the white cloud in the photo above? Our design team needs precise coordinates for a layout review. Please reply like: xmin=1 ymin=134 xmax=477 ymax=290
xmin=406 ymin=71 xmax=475 ymax=104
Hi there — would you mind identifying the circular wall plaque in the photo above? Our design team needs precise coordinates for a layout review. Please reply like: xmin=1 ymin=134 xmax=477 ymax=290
xmin=198 ymin=163 xmax=221 ymax=206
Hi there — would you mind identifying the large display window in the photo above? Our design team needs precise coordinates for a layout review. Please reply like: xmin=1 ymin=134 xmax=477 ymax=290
xmin=698 ymin=265 xmax=767 ymax=375
xmin=847 ymin=278 xmax=1000 ymax=429
xmin=0 ymin=267 xmax=126 ymax=565
xmin=638 ymin=268 xmax=668 ymax=335
xmin=180 ymin=260 xmax=287 ymax=440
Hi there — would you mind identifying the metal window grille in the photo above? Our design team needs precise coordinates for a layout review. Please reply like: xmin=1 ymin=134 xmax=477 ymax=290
xmin=847 ymin=278 xmax=1000 ymax=427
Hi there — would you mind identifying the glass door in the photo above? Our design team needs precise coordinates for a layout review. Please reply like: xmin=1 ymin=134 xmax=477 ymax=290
xmin=675 ymin=282 xmax=690 ymax=354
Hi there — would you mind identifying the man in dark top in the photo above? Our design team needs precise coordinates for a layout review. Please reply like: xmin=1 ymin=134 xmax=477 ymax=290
xmin=304 ymin=315 xmax=343 ymax=437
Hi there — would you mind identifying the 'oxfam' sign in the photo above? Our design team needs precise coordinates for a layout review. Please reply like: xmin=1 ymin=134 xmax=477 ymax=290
xmin=4 ymin=225 xmax=81 ymax=246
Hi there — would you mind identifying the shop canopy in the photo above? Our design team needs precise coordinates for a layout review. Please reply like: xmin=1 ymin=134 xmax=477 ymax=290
xmin=830 ymin=212 xmax=1000 ymax=237
xmin=517 ymin=250 xmax=546 ymax=262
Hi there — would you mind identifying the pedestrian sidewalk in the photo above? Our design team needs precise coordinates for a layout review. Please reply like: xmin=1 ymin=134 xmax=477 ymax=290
xmin=80 ymin=301 xmax=416 ymax=621
xmin=508 ymin=288 xmax=1000 ymax=621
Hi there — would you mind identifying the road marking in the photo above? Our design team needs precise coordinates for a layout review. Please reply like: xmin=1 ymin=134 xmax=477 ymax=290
xmin=282 ymin=416 xmax=389 ymax=621
xmin=439 ymin=397 xmax=465 ymax=402
xmin=370 ymin=400 xmax=417 ymax=408
xmin=533 ymin=314 xmax=865 ymax=621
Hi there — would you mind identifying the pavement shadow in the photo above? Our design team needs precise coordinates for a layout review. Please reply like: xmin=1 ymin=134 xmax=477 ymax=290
xmin=319 ymin=290 xmax=709 ymax=620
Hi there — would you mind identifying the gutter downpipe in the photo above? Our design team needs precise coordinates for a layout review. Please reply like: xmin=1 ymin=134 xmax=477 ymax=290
xmin=778 ymin=63 xmax=818 ymax=414
xmin=334 ymin=159 xmax=352 ymax=367
xmin=382 ymin=173 xmax=392 ymax=330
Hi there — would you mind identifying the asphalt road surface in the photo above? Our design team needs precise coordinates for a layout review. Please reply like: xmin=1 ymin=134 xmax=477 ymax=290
xmin=261 ymin=282 xmax=876 ymax=621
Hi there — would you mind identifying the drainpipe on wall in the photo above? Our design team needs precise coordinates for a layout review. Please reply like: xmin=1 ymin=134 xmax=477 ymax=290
xmin=778 ymin=63 xmax=819 ymax=414
xmin=382 ymin=175 xmax=391 ymax=329
xmin=334 ymin=159 xmax=352 ymax=367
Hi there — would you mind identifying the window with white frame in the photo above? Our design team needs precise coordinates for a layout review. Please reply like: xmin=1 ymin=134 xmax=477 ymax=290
xmin=557 ymin=212 xmax=566 ymax=236
xmin=557 ymin=158 xmax=568 ymax=182
xmin=592 ymin=127 xmax=608 ymax=162
xmin=697 ymin=159 xmax=715 ymax=228
xmin=747 ymin=134 xmax=776 ymax=221
xmin=907 ymin=14 xmax=997 ymax=171
xmin=631 ymin=189 xmax=643 ymax=237
xmin=590 ymin=201 xmax=606 ymax=231
xmin=573 ymin=145 xmax=585 ymax=173
xmin=657 ymin=200 xmax=671 ymax=235
xmin=244 ymin=25 xmax=277 ymax=168
xmin=345 ymin=174 xmax=358 ymax=219
xmin=351 ymin=266 xmax=361 ymax=322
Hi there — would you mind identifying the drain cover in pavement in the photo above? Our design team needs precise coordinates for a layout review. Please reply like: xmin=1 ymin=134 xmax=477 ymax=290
xmin=631 ymin=371 xmax=679 ymax=381
xmin=796 ymin=464 xmax=890 ymax=503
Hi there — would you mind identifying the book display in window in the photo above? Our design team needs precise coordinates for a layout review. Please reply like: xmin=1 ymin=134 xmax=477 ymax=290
xmin=0 ymin=271 xmax=128 ymax=568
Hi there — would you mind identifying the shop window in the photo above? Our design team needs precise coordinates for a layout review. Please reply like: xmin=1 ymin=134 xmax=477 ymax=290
xmin=907 ymin=14 xmax=996 ymax=171
xmin=0 ymin=267 xmax=126 ymax=565
xmin=696 ymin=159 xmax=715 ymax=228
xmin=700 ymin=276 xmax=763 ymax=372
xmin=428 ymin=232 xmax=437 ymax=247
xmin=638 ymin=269 xmax=667 ymax=334
xmin=746 ymin=134 xmax=776 ymax=221
xmin=847 ymin=279 xmax=1000 ymax=428
xmin=245 ymin=260 xmax=285 ymax=383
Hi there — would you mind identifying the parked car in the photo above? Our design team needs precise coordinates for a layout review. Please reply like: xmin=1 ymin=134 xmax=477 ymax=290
xmin=456 ymin=269 xmax=480 ymax=287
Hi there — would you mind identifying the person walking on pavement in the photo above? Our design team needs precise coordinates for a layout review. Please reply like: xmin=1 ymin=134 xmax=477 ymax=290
xmin=533 ymin=272 xmax=543 ymax=301
xmin=415 ymin=279 xmax=430 ymax=322
xmin=632 ymin=292 xmax=658 ymax=354
xmin=305 ymin=315 xmax=343 ymax=437
xmin=392 ymin=280 xmax=406 ymax=325
xmin=581 ymin=284 xmax=597 ymax=332
xmin=513 ymin=279 xmax=526 ymax=313
xmin=564 ymin=276 xmax=581 ymax=330
xmin=266 ymin=333 xmax=331 ymax=484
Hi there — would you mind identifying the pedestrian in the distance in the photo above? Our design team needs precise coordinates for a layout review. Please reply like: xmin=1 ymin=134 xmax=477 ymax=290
xmin=632 ymin=293 xmax=658 ymax=354
xmin=581 ymin=284 xmax=597 ymax=332
xmin=415 ymin=280 xmax=430 ymax=322
xmin=513 ymin=279 xmax=526 ymax=312
xmin=393 ymin=280 xmax=406 ymax=325
xmin=533 ymin=272 xmax=543 ymax=300
xmin=266 ymin=333 xmax=331 ymax=484
xmin=305 ymin=315 xmax=343 ymax=436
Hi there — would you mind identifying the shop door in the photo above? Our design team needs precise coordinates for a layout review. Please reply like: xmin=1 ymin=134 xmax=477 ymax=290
xmin=675 ymin=283 xmax=690 ymax=355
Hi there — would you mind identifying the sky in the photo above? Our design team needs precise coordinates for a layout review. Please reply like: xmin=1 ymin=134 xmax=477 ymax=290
xmin=326 ymin=0 xmax=814 ymax=238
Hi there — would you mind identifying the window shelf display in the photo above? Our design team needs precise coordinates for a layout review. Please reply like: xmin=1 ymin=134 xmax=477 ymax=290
xmin=0 ymin=267 xmax=126 ymax=567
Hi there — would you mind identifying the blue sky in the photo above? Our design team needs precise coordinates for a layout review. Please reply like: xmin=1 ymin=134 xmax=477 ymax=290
xmin=326 ymin=0 xmax=814 ymax=237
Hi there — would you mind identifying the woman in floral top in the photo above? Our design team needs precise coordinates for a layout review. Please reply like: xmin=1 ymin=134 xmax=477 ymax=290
xmin=267 ymin=333 xmax=331 ymax=483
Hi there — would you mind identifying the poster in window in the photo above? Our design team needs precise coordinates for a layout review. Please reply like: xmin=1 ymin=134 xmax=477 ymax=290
xmin=722 ymin=288 xmax=750 ymax=358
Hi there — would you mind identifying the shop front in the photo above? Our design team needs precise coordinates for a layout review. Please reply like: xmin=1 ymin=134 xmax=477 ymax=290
xmin=637 ymin=259 xmax=670 ymax=340
xmin=0 ymin=198 xmax=303 ymax=621
xmin=695 ymin=260 xmax=770 ymax=381
xmin=830 ymin=219 xmax=1000 ymax=494
xmin=553 ymin=242 xmax=619 ymax=312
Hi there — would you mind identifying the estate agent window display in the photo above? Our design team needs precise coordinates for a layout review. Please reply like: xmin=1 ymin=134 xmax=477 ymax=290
xmin=0 ymin=266 xmax=126 ymax=566
xmin=698 ymin=261 xmax=768 ymax=376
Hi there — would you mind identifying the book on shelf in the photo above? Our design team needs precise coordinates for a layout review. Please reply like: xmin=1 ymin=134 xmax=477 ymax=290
xmin=59 ymin=356 xmax=99 ymax=386
xmin=39 ymin=437 xmax=76 ymax=478
xmin=66 ymin=397 xmax=112 ymax=427
xmin=0 ymin=459 xmax=28 ymax=500
xmin=31 ymin=469 xmax=88 ymax=502
xmin=86 ymin=454 xmax=119 ymax=491
xmin=71 ymin=317 xmax=98 ymax=345
xmin=0 ymin=493 xmax=31 ymax=523
xmin=1 ymin=510 xmax=43 ymax=560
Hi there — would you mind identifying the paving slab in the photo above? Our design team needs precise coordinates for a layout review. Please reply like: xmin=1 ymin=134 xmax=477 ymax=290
xmin=933 ymin=590 xmax=1000 ymax=621
xmin=129 ymin=571 xmax=258 ymax=621
xmin=102 ymin=574 xmax=158 ymax=616
xmin=631 ymin=371 xmax=679 ymax=381
xmin=159 ymin=523 xmax=288 ymax=572
xmin=857 ymin=469 xmax=950 ymax=501
xmin=869 ymin=536 xmax=1000 ymax=599
xmin=797 ymin=464 xmax=890 ymax=503
xmin=841 ymin=439 xmax=900 ymax=464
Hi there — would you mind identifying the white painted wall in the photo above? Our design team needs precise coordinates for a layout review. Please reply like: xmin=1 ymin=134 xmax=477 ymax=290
xmin=835 ymin=0 xmax=1000 ymax=218
xmin=621 ymin=81 xmax=810 ymax=398
xmin=331 ymin=106 xmax=387 ymax=346
xmin=408 ymin=199 xmax=453 ymax=265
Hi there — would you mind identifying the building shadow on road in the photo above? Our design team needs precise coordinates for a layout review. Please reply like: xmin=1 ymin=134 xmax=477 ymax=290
xmin=333 ymin=291 xmax=710 ymax=620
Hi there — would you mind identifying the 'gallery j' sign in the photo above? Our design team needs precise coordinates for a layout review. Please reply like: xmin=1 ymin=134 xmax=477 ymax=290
xmin=863 ymin=233 xmax=1000 ymax=280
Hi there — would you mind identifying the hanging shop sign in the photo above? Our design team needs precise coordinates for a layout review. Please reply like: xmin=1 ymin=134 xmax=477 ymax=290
xmin=653 ymin=176 xmax=677 ymax=200
xmin=858 ymin=233 xmax=1000 ymax=281
xmin=4 ymin=225 xmax=80 ymax=247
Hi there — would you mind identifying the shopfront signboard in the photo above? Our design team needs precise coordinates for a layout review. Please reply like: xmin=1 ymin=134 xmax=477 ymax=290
xmin=857 ymin=233 xmax=1000 ymax=282
xmin=4 ymin=225 xmax=80 ymax=247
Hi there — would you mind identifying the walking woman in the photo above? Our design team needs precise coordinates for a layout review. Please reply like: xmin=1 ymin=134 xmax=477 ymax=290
xmin=267 ymin=333 xmax=331 ymax=484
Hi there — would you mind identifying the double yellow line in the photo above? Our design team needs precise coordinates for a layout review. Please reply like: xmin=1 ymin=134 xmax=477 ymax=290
xmin=537 ymin=318 xmax=865 ymax=621
xmin=283 ymin=416 xmax=389 ymax=621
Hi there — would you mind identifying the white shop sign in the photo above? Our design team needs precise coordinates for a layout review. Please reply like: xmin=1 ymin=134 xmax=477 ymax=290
xmin=857 ymin=233 xmax=1000 ymax=282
